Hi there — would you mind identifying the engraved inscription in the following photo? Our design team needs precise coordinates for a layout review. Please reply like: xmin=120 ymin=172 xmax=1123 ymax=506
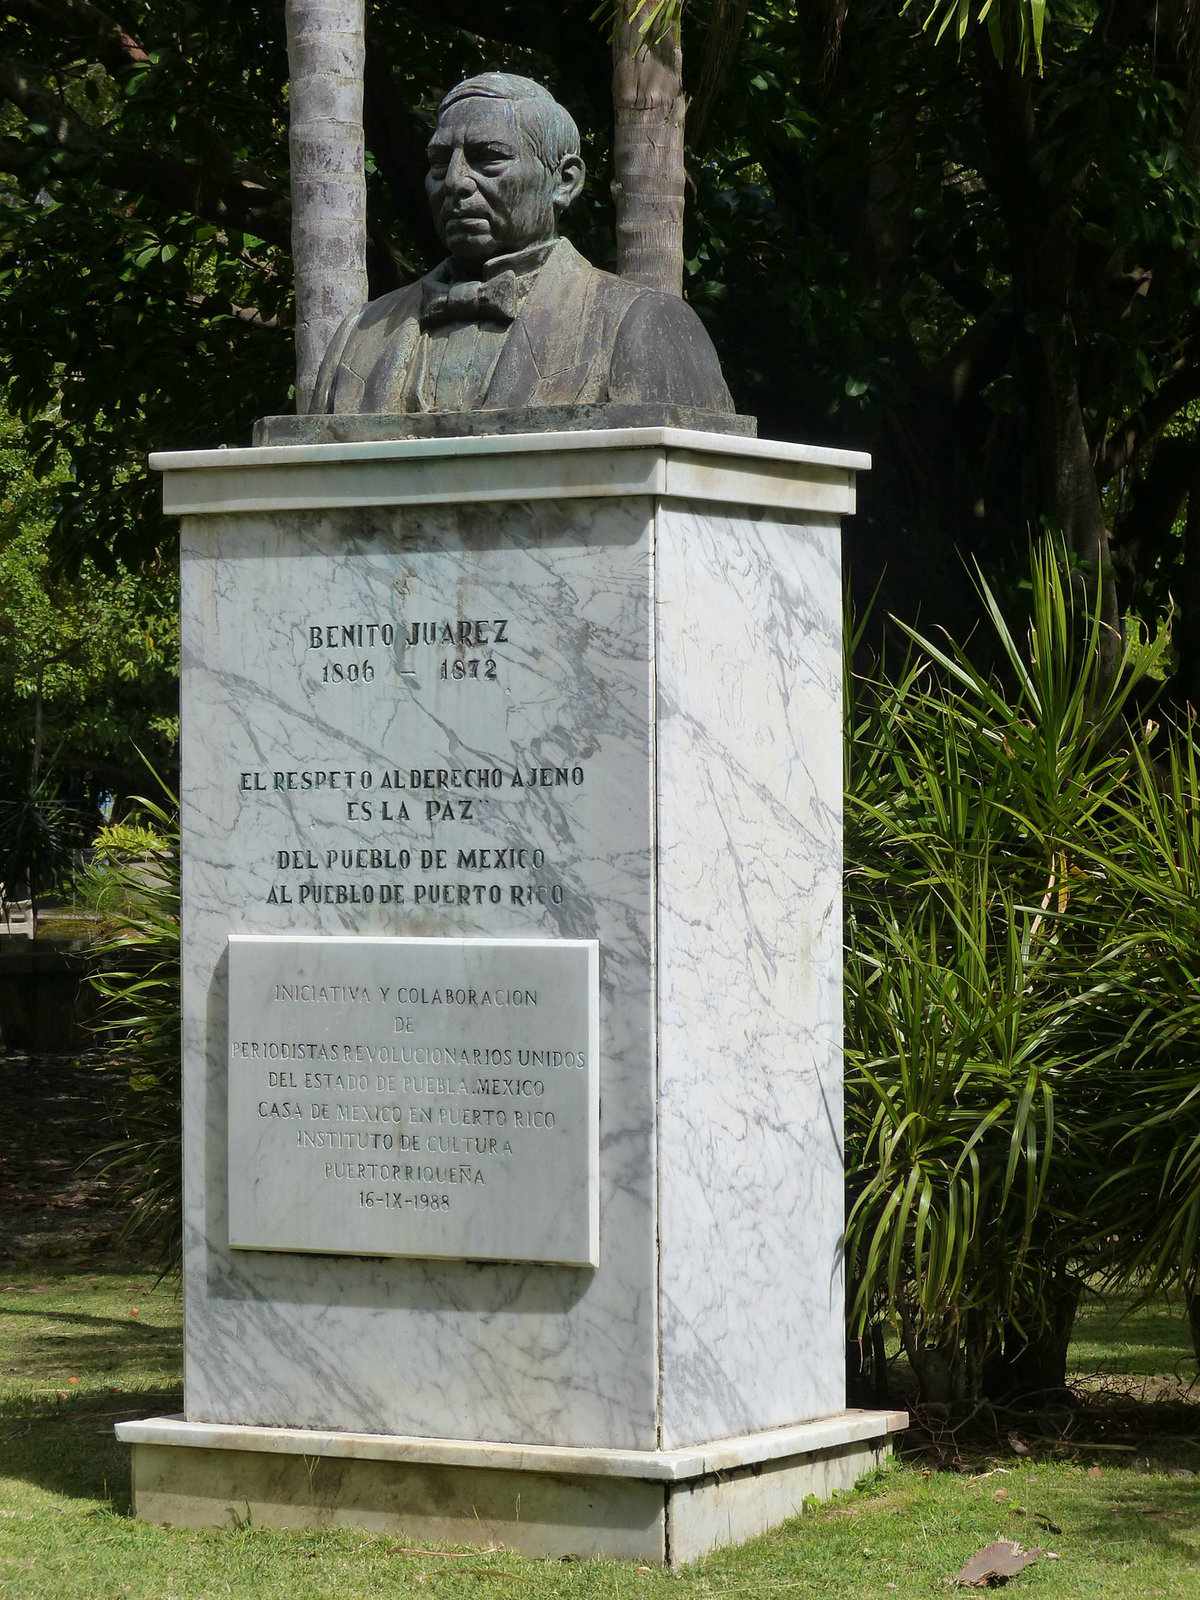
xmin=236 ymin=752 xmax=582 ymax=909
xmin=227 ymin=936 xmax=600 ymax=1266
xmin=305 ymin=616 xmax=512 ymax=692
xmin=232 ymin=601 xmax=595 ymax=915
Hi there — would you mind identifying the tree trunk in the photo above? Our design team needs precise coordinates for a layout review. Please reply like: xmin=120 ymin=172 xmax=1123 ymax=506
xmin=977 ymin=48 xmax=1122 ymax=685
xmin=1177 ymin=429 xmax=1200 ymax=712
xmin=29 ymin=668 xmax=42 ymax=940
xmin=897 ymin=1309 xmax=973 ymax=1408
xmin=1028 ymin=330 xmax=1123 ymax=682
xmin=1187 ymin=1286 xmax=1200 ymax=1367
xmin=846 ymin=1321 xmax=890 ymax=1406
xmin=982 ymin=1274 xmax=1082 ymax=1403
xmin=611 ymin=1 xmax=686 ymax=296
xmin=687 ymin=0 xmax=750 ymax=151
xmin=285 ymin=0 xmax=368 ymax=411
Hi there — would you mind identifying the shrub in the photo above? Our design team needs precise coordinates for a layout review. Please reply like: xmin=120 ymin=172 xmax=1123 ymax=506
xmin=80 ymin=791 xmax=181 ymax=1270
xmin=843 ymin=545 xmax=1185 ymax=1406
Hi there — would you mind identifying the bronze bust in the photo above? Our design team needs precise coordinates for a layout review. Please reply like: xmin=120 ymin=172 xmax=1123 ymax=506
xmin=309 ymin=73 xmax=734 ymax=418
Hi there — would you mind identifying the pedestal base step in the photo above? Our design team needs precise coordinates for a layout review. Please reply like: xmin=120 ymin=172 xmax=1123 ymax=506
xmin=116 ymin=1410 xmax=906 ymax=1567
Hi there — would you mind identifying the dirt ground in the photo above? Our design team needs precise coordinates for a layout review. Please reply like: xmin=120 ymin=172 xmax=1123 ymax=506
xmin=0 ymin=1050 xmax=127 ymax=1265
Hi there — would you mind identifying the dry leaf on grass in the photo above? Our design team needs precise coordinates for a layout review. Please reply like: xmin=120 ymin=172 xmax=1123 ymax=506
xmin=955 ymin=1541 xmax=1045 ymax=1587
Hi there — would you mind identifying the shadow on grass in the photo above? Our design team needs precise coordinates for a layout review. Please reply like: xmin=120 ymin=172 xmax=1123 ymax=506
xmin=1045 ymin=1473 xmax=1200 ymax=1567
xmin=1 ymin=1299 xmax=180 ymax=1377
xmin=1 ymin=1289 xmax=182 ymax=1511
xmin=1071 ymin=1340 xmax=1196 ymax=1389
xmin=1 ymin=1386 xmax=183 ymax=1511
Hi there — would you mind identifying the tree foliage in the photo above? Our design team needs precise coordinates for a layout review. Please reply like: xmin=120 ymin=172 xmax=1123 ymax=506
xmin=686 ymin=3 xmax=1200 ymax=682
xmin=0 ymin=4 xmax=298 ymax=567
xmin=11 ymin=1 xmax=1200 ymax=1371
xmin=0 ymin=411 xmax=178 ymax=795
xmin=0 ymin=2 xmax=621 ymax=566
xmin=5 ymin=2 xmax=1200 ymax=696
xmin=0 ymin=406 xmax=177 ymax=919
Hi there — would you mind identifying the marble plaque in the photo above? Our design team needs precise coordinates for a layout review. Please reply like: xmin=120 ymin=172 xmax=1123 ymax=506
xmin=227 ymin=934 xmax=599 ymax=1266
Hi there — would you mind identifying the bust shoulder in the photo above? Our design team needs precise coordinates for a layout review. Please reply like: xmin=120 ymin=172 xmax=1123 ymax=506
xmin=605 ymin=280 xmax=733 ymax=412
xmin=347 ymin=275 xmax=427 ymax=333
xmin=530 ymin=245 xmax=731 ymax=409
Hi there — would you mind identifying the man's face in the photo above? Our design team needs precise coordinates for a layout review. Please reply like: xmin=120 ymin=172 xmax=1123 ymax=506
xmin=426 ymin=97 xmax=559 ymax=263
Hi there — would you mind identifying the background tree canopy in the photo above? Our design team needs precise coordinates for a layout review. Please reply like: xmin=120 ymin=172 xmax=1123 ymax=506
xmin=4 ymin=0 xmax=1200 ymax=677
xmin=10 ymin=1 xmax=1200 ymax=1399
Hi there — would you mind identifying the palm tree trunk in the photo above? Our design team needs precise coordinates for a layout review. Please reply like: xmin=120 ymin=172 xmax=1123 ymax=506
xmin=1176 ymin=429 xmax=1200 ymax=712
xmin=285 ymin=0 xmax=368 ymax=411
xmin=29 ymin=667 xmax=42 ymax=939
xmin=611 ymin=1 xmax=686 ymax=296
xmin=978 ymin=47 xmax=1121 ymax=686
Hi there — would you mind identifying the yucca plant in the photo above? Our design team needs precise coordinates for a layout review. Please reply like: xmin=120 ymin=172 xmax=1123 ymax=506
xmin=1066 ymin=725 xmax=1200 ymax=1350
xmin=81 ymin=791 xmax=182 ymax=1270
xmin=845 ymin=544 xmax=1167 ymax=1406
xmin=846 ymin=878 xmax=1065 ymax=1402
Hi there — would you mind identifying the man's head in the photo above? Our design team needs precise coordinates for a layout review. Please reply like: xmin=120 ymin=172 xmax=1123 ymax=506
xmin=425 ymin=74 xmax=586 ymax=265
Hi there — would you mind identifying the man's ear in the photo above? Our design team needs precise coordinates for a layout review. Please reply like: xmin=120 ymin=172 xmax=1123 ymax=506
xmin=552 ymin=154 xmax=586 ymax=215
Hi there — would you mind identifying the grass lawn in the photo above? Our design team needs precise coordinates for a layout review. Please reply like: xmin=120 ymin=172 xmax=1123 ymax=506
xmin=3 ymin=1262 xmax=1200 ymax=1598
xmin=1071 ymin=1293 xmax=1199 ymax=1391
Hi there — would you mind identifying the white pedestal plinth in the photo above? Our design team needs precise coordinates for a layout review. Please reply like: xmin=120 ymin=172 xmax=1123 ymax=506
xmin=117 ymin=1409 xmax=905 ymax=1565
xmin=126 ymin=426 xmax=901 ymax=1562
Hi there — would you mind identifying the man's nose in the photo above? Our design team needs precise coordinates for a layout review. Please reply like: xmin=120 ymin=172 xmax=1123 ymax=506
xmin=442 ymin=147 xmax=474 ymax=195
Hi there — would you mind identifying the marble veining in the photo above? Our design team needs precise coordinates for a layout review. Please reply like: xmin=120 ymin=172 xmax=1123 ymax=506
xmin=173 ymin=438 xmax=851 ymax=1463
xmin=653 ymin=502 xmax=844 ymax=1447
xmin=181 ymin=493 xmax=659 ymax=1448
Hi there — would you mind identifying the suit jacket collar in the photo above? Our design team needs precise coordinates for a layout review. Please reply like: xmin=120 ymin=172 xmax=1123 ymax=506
xmin=442 ymin=240 xmax=557 ymax=284
xmin=349 ymin=238 xmax=605 ymax=412
xmin=482 ymin=239 xmax=597 ymax=407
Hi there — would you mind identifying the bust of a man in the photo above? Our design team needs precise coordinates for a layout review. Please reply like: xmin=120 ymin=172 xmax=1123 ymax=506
xmin=309 ymin=72 xmax=734 ymax=417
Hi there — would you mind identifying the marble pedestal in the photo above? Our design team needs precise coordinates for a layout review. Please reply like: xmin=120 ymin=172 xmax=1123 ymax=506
xmin=118 ymin=427 xmax=903 ymax=1565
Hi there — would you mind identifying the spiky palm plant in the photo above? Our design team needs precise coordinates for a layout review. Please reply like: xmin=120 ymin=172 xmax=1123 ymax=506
xmin=1067 ymin=727 xmax=1200 ymax=1348
xmin=844 ymin=545 xmax=1168 ymax=1406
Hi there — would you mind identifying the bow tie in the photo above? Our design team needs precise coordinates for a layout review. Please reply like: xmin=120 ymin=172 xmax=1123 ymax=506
xmin=420 ymin=271 xmax=519 ymax=329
